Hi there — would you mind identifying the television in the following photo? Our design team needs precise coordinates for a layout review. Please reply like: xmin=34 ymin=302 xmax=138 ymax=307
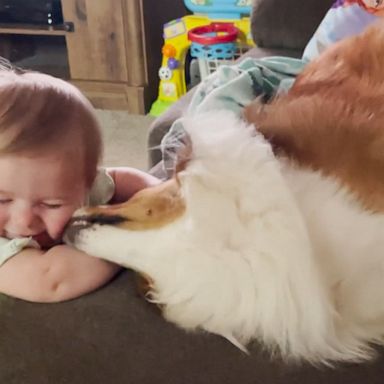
xmin=0 ymin=0 xmax=63 ymax=26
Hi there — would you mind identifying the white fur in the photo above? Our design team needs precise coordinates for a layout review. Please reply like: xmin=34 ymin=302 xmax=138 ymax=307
xmin=70 ymin=111 xmax=384 ymax=363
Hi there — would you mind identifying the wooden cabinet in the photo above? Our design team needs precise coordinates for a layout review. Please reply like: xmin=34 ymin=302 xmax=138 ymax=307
xmin=64 ymin=0 xmax=187 ymax=113
xmin=0 ymin=0 xmax=187 ymax=113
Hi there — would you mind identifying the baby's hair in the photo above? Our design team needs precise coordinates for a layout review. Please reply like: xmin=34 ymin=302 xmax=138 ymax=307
xmin=0 ymin=58 xmax=102 ymax=187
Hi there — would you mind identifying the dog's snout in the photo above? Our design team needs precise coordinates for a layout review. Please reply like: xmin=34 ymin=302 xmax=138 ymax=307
xmin=64 ymin=217 xmax=92 ymax=244
xmin=64 ymin=214 xmax=128 ymax=244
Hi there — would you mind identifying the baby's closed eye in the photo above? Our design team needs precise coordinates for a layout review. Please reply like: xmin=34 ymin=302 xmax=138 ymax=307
xmin=39 ymin=202 xmax=64 ymax=209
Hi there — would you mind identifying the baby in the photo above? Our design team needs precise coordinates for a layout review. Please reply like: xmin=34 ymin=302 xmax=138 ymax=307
xmin=0 ymin=65 xmax=159 ymax=302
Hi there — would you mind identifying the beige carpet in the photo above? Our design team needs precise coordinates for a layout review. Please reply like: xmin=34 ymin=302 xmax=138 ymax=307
xmin=95 ymin=110 xmax=155 ymax=171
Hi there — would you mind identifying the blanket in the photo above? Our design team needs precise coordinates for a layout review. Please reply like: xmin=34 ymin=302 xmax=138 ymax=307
xmin=160 ymin=56 xmax=307 ymax=177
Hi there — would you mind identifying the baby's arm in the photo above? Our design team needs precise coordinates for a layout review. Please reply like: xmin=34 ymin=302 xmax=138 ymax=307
xmin=0 ymin=245 xmax=120 ymax=302
xmin=107 ymin=167 xmax=161 ymax=203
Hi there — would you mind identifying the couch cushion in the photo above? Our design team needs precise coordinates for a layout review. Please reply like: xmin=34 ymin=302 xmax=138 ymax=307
xmin=2 ymin=270 xmax=384 ymax=383
xmin=251 ymin=0 xmax=335 ymax=51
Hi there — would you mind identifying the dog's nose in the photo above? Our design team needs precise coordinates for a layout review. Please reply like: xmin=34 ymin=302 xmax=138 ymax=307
xmin=64 ymin=218 xmax=92 ymax=245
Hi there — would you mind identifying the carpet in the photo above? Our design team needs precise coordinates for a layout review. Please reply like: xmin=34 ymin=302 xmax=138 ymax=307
xmin=95 ymin=110 xmax=154 ymax=171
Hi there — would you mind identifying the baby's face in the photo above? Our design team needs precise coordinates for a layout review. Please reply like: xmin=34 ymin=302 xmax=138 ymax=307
xmin=0 ymin=151 xmax=88 ymax=248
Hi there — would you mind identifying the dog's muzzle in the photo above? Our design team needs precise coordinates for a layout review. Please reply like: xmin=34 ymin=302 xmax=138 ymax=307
xmin=64 ymin=214 xmax=127 ymax=244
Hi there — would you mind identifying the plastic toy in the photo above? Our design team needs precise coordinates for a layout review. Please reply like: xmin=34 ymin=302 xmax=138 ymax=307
xmin=150 ymin=0 xmax=253 ymax=116
xmin=188 ymin=22 xmax=239 ymax=79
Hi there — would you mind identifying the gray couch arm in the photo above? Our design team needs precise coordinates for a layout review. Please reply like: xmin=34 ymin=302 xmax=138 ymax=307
xmin=251 ymin=0 xmax=334 ymax=51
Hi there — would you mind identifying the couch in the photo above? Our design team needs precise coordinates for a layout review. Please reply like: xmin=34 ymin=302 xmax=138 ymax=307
xmin=2 ymin=1 xmax=384 ymax=383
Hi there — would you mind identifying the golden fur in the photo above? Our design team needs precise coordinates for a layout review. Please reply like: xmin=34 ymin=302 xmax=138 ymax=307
xmin=244 ymin=22 xmax=384 ymax=213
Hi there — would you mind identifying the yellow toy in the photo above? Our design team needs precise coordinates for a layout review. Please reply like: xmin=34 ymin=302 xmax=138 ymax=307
xmin=150 ymin=3 xmax=254 ymax=116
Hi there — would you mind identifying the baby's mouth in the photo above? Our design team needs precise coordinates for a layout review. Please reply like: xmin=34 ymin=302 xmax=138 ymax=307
xmin=32 ymin=232 xmax=60 ymax=249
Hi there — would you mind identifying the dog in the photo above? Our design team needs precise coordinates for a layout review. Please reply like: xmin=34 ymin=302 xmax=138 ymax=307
xmin=65 ymin=23 xmax=384 ymax=364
